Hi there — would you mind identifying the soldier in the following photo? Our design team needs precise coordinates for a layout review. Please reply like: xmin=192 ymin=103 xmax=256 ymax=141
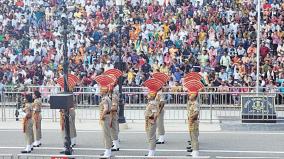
xmin=94 ymin=75 xmax=115 ymax=158
xmin=144 ymin=78 xmax=164 ymax=156
xmin=56 ymin=75 xmax=79 ymax=154
xmin=183 ymin=80 xmax=204 ymax=157
xmin=32 ymin=91 xmax=42 ymax=147
xmin=103 ymin=68 xmax=123 ymax=151
xmin=21 ymin=94 xmax=34 ymax=153
xmin=69 ymin=106 xmax=77 ymax=147
xmin=59 ymin=105 xmax=77 ymax=154
xmin=152 ymin=72 xmax=169 ymax=144
xmin=109 ymin=84 xmax=120 ymax=151
xmin=156 ymin=88 xmax=166 ymax=144
xmin=183 ymin=72 xmax=203 ymax=151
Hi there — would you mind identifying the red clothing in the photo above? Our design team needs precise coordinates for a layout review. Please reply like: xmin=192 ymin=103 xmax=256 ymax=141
xmin=16 ymin=1 xmax=24 ymax=7
xmin=147 ymin=5 xmax=154 ymax=15
xmin=260 ymin=46 xmax=269 ymax=59
xmin=263 ymin=3 xmax=272 ymax=10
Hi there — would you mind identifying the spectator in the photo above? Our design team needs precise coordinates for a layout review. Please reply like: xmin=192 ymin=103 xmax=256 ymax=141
xmin=0 ymin=0 xmax=282 ymax=94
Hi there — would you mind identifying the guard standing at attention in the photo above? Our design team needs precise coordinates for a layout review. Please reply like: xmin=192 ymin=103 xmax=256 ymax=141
xmin=183 ymin=72 xmax=203 ymax=152
xmin=94 ymin=75 xmax=115 ymax=158
xmin=143 ymin=78 xmax=164 ymax=156
xmin=103 ymin=68 xmax=123 ymax=151
xmin=21 ymin=94 xmax=34 ymax=153
xmin=59 ymin=103 xmax=77 ymax=152
xmin=183 ymin=79 xmax=204 ymax=157
xmin=32 ymin=91 xmax=42 ymax=147
xmin=56 ymin=74 xmax=80 ymax=152
xmin=152 ymin=72 xmax=169 ymax=144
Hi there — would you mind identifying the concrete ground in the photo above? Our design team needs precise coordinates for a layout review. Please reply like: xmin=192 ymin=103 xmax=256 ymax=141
xmin=0 ymin=120 xmax=284 ymax=158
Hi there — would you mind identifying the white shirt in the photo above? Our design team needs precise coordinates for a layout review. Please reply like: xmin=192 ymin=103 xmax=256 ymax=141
xmin=26 ymin=55 xmax=35 ymax=64
xmin=220 ymin=55 xmax=231 ymax=67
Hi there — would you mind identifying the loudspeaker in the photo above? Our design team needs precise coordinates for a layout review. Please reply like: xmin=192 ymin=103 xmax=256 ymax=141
xmin=50 ymin=94 xmax=74 ymax=109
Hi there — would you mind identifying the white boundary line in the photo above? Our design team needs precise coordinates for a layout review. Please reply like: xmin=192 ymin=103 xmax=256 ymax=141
xmin=0 ymin=147 xmax=284 ymax=154
xmin=0 ymin=129 xmax=284 ymax=135
xmin=216 ymin=157 xmax=280 ymax=159
xmin=17 ymin=154 xmax=210 ymax=158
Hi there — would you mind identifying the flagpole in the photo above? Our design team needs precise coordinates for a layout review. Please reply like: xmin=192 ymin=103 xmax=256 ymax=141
xmin=62 ymin=5 xmax=72 ymax=155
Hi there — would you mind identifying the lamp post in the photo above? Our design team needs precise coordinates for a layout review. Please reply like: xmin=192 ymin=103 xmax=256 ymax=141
xmin=61 ymin=5 xmax=72 ymax=155
xmin=115 ymin=0 xmax=126 ymax=124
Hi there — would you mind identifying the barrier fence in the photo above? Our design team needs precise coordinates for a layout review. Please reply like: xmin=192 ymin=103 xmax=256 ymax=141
xmin=2 ymin=85 xmax=281 ymax=93
xmin=0 ymin=88 xmax=283 ymax=122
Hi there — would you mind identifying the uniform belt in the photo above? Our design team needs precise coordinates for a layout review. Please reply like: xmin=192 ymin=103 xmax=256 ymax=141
xmin=111 ymin=110 xmax=117 ymax=112
xmin=106 ymin=112 xmax=110 ymax=114
xmin=149 ymin=117 xmax=154 ymax=120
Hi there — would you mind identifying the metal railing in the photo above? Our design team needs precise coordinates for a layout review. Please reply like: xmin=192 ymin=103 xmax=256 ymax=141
xmin=1 ymin=90 xmax=283 ymax=122
xmin=3 ymin=85 xmax=282 ymax=93
xmin=197 ymin=92 xmax=284 ymax=122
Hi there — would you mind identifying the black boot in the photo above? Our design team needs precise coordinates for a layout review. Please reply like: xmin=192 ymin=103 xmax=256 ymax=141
xmin=21 ymin=150 xmax=31 ymax=153
xmin=187 ymin=149 xmax=193 ymax=152
xmin=111 ymin=148 xmax=119 ymax=151
xmin=156 ymin=141 xmax=165 ymax=144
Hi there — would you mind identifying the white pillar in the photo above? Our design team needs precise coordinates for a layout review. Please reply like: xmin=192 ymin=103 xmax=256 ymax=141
xmin=256 ymin=0 xmax=261 ymax=93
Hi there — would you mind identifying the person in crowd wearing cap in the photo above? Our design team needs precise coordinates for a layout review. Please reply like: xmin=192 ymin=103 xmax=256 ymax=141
xmin=32 ymin=90 xmax=42 ymax=147
xmin=152 ymin=72 xmax=169 ymax=144
xmin=103 ymin=69 xmax=123 ymax=152
xmin=21 ymin=94 xmax=34 ymax=153
xmin=95 ymin=75 xmax=115 ymax=158
xmin=183 ymin=79 xmax=204 ymax=157
xmin=144 ymin=78 xmax=164 ymax=156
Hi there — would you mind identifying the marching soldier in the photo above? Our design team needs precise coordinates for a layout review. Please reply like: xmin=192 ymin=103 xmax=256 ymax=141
xmin=56 ymin=75 xmax=79 ymax=154
xmin=183 ymin=79 xmax=204 ymax=157
xmin=156 ymin=88 xmax=166 ymax=144
xmin=103 ymin=69 xmax=123 ymax=151
xmin=109 ymin=84 xmax=120 ymax=151
xmin=32 ymin=91 xmax=42 ymax=147
xmin=21 ymin=94 xmax=34 ymax=153
xmin=152 ymin=72 xmax=169 ymax=144
xmin=94 ymin=75 xmax=115 ymax=158
xmin=144 ymin=78 xmax=164 ymax=156
xmin=59 ymin=105 xmax=77 ymax=152
xmin=69 ymin=106 xmax=77 ymax=147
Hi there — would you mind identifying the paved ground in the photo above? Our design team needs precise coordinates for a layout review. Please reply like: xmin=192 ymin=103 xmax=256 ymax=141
xmin=0 ymin=120 xmax=284 ymax=158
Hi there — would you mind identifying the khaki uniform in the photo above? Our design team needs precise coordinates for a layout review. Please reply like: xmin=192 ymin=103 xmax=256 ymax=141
xmin=110 ymin=93 xmax=119 ymax=141
xmin=99 ymin=95 xmax=112 ymax=149
xmin=187 ymin=100 xmax=199 ymax=151
xmin=145 ymin=100 xmax=158 ymax=150
xmin=156 ymin=93 xmax=166 ymax=136
xmin=32 ymin=98 xmax=42 ymax=141
xmin=60 ymin=108 xmax=77 ymax=139
xmin=23 ymin=103 xmax=34 ymax=145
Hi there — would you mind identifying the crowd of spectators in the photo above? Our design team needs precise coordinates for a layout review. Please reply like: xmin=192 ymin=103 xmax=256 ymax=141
xmin=0 ymin=0 xmax=284 ymax=94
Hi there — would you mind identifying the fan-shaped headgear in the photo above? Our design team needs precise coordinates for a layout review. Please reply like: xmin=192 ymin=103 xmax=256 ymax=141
xmin=94 ymin=75 xmax=115 ymax=92
xmin=183 ymin=80 xmax=204 ymax=96
xmin=144 ymin=78 xmax=164 ymax=97
xmin=152 ymin=72 xmax=169 ymax=84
